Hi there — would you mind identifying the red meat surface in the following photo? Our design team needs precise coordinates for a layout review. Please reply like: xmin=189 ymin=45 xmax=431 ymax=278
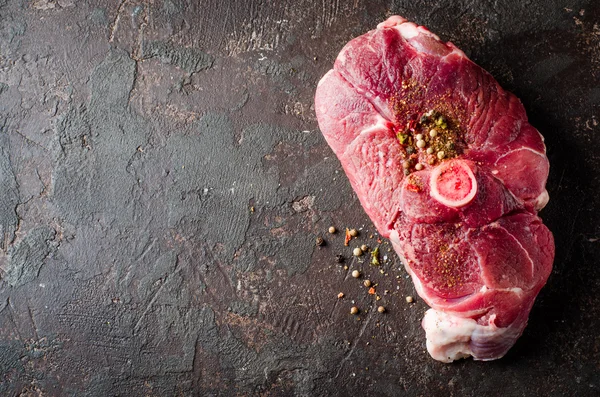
xmin=315 ymin=15 xmax=554 ymax=362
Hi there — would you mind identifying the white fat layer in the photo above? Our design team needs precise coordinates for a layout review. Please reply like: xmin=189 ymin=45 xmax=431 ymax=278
xmin=534 ymin=189 xmax=550 ymax=210
xmin=388 ymin=229 xmax=401 ymax=247
xmin=397 ymin=22 xmax=419 ymax=39
xmin=418 ymin=27 xmax=441 ymax=41
xmin=423 ymin=309 xmax=476 ymax=363
xmin=495 ymin=146 xmax=547 ymax=164
xmin=317 ymin=69 xmax=335 ymax=87
xmin=376 ymin=15 xmax=407 ymax=29
xmin=390 ymin=19 xmax=442 ymax=42
xmin=495 ymin=222 xmax=537 ymax=280
xmin=479 ymin=285 xmax=524 ymax=295
xmin=342 ymin=117 xmax=390 ymax=154
xmin=356 ymin=118 xmax=389 ymax=137
xmin=423 ymin=309 xmax=524 ymax=363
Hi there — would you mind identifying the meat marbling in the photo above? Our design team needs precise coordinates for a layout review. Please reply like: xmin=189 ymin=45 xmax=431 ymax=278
xmin=314 ymin=16 xmax=554 ymax=362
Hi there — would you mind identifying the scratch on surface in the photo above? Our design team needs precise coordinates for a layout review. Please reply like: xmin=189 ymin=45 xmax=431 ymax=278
xmin=334 ymin=300 xmax=377 ymax=378
xmin=28 ymin=306 xmax=40 ymax=341
xmin=342 ymin=257 xmax=361 ymax=281
xmin=321 ymin=0 xmax=341 ymax=28
xmin=175 ymin=240 xmax=234 ymax=314
xmin=6 ymin=298 xmax=24 ymax=341
xmin=562 ymin=200 xmax=585 ymax=262
xmin=133 ymin=257 xmax=182 ymax=334
xmin=569 ymin=204 xmax=583 ymax=237
xmin=557 ymin=166 xmax=567 ymax=190
xmin=330 ymin=258 xmax=360 ymax=318
xmin=0 ymin=297 xmax=8 ymax=313
xmin=57 ymin=312 xmax=113 ymax=324
xmin=203 ymin=243 xmax=237 ymax=296
xmin=327 ymin=293 xmax=341 ymax=319
xmin=13 ymin=129 xmax=49 ymax=152
xmin=13 ymin=128 xmax=25 ymax=176
xmin=109 ymin=0 xmax=128 ymax=43
xmin=219 ymin=0 xmax=233 ymax=50
xmin=135 ymin=238 xmax=156 ymax=263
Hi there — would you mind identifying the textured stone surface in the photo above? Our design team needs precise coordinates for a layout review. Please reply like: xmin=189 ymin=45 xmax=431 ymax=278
xmin=0 ymin=0 xmax=598 ymax=395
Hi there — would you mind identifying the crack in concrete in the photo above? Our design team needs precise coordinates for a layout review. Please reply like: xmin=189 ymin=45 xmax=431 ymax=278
xmin=109 ymin=0 xmax=128 ymax=43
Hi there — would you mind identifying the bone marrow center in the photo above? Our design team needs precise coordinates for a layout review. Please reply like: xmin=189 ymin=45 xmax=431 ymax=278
xmin=429 ymin=160 xmax=477 ymax=207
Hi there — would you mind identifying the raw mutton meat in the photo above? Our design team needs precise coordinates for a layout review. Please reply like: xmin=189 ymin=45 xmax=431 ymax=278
xmin=315 ymin=15 xmax=554 ymax=362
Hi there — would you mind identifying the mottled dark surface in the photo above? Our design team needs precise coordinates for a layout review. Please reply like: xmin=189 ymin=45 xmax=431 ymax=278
xmin=0 ymin=0 xmax=598 ymax=395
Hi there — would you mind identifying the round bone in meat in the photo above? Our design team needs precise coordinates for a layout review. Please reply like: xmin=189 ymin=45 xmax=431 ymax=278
xmin=429 ymin=160 xmax=478 ymax=208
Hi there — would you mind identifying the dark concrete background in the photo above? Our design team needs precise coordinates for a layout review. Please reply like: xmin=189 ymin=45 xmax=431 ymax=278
xmin=0 ymin=0 xmax=598 ymax=395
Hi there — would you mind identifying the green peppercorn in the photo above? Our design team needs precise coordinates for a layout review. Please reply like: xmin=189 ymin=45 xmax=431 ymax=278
xmin=398 ymin=134 xmax=409 ymax=144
